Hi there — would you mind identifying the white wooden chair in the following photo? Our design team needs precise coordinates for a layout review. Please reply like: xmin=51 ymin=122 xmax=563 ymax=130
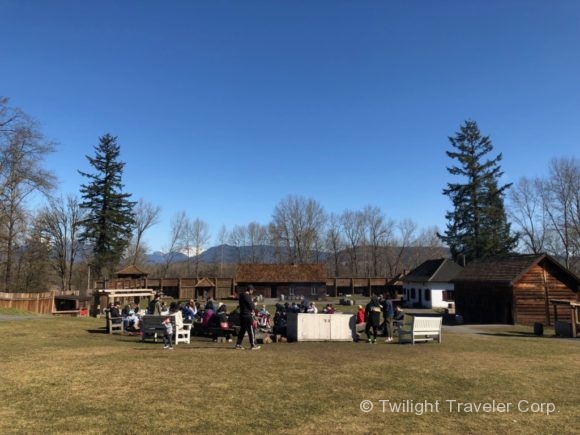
xmin=173 ymin=311 xmax=191 ymax=345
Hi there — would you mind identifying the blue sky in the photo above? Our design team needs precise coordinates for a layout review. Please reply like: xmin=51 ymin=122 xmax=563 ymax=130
xmin=2 ymin=1 xmax=579 ymax=252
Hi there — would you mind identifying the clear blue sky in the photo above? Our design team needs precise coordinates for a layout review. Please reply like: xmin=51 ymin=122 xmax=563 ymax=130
xmin=2 ymin=1 xmax=579 ymax=252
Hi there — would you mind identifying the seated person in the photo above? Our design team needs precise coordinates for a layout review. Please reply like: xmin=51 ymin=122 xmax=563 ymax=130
xmin=256 ymin=304 xmax=271 ymax=329
xmin=355 ymin=305 xmax=366 ymax=339
xmin=109 ymin=302 xmax=122 ymax=324
xmin=211 ymin=303 xmax=233 ymax=343
xmin=306 ymin=302 xmax=318 ymax=314
xmin=205 ymin=297 xmax=216 ymax=312
xmin=322 ymin=303 xmax=336 ymax=314
xmin=201 ymin=307 xmax=215 ymax=328
xmin=273 ymin=309 xmax=287 ymax=337
xmin=124 ymin=309 xmax=140 ymax=331
xmin=182 ymin=300 xmax=197 ymax=323
xmin=393 ymin=305 xmax=405 ymax=330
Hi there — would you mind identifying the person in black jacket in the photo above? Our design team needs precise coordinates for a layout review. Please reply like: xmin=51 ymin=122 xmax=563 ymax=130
xmin=364 ymin=295 xmax=382 ymax=344
xmin=235 ymin=285 xmax=260 ymax=350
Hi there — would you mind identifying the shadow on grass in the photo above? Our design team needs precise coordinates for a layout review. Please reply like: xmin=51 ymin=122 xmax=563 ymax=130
xmin=130 ymin=345 xmax=239 ymax=351
xmin=86 ymin=328 xmax=109 ymax=334
xmin=476 ymin=331 xmax=540 ymax=338
xmin=475 ymin=332 xmax=577 ymax=342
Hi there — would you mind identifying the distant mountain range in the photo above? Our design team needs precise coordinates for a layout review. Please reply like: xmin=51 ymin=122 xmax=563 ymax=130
xmin=144 ymin=245 xmax=282 ymax=264
xmin=144 ymin=244 xmax=449 ymax=265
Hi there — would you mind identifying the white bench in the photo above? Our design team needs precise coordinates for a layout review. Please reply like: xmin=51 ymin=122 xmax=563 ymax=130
xmin=398 ymin=315 xmax=442 ymax=344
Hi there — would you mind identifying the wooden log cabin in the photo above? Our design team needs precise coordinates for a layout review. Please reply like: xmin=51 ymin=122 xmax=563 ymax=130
xmin=235 ymin=264 xmax=327 ymax=300
xmin=453 ymin=254 xmax=580 ymax=325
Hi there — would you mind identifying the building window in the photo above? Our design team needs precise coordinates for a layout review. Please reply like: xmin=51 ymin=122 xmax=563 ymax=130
xmin=424 ymin=289 xmax=431 ymax=301
xmin=289 ymin=287 xmax=295 ymax=296
xmin=311 ymin=287 xmax=317 ymax=296
xmin=411 ymin=288 xmax=416 ymax=299
xmin=443 ymin=290 xmax=454 ymax=301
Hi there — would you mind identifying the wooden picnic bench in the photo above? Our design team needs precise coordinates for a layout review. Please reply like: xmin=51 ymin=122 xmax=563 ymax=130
xmin=398 ymin=315 xmax=442 ymax=344
xmin=140 ymin=311 xmax=191 ymax=345
xmin=190 ymin=322 xmax=238 ymax=340
xmin=106 ymin=310 xmax=124 ymax=334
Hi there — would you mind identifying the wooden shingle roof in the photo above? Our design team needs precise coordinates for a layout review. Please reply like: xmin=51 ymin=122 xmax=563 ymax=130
xmin=453 ymin=253 xmax=580 ymax=287
xmin=115 ymin=265 xmax=148 ymax=277
xmin=403 ymin=258 xmax=462 ymax=283
xmin=194 ymin=278 xmax=215 ymax=288
xmin=236 ymin=264 xmax=326 ymax=283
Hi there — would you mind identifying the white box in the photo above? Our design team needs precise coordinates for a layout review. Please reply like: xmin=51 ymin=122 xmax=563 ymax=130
xmin=286 ymin=313 xmax=356 ymax=342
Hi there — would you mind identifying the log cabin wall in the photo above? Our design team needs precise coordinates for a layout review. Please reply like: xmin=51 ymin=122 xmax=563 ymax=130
xmin=514 ymin=262 xmax=577 ymax=325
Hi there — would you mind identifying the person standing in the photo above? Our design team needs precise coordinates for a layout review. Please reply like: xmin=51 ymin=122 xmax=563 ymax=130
xmin=365 ymin=295 xmax=382 ymax=344
xmin=162 ymin=316 xmax=174 ymax=350
xmin=235 ymin=285 xmax=260 ymax=350
xmin=355 ymin=305 xmax=366 ymax=341
xmin=382 ymin=295 xmax=395 ymax=343
xmin=148 ymin=293 xmax=162 ymax=315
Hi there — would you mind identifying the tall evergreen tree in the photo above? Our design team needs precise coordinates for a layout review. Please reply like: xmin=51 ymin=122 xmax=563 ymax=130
xmin=439 ymin=120 xmax=517 ymax=262
xmin=79 ymin=134 xmax=136 ymax=279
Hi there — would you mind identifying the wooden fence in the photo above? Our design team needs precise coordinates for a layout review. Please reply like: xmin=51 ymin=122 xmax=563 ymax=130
xmin=95 ymin=276 xmax=403 ymax=300
xmin=0 ymin=291 xmax=55 ymax=314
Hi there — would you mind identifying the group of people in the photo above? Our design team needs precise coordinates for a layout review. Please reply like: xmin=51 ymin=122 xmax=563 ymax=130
xmin=107 ymin=289 xmax=405 ymax=349
xmin=271 ymin=299 xmax=337 ymax=316
xmin=151 ymin=294 xmax=235 ymax=349
xmin=105 ymin=301 xmax=144 ymax=334
xmin=356 ymin=294 xmax=405 ymax=344
xmin=269 ymin=301 xmax=339 ymax=338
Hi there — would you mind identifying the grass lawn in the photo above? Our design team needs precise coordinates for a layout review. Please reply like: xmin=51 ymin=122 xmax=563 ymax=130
xmin=0 ymin=311 xmax=578 ymax=435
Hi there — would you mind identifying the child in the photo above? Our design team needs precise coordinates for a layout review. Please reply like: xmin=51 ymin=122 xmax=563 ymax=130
xmin=162 ymin=316 xmax=174 ymax=350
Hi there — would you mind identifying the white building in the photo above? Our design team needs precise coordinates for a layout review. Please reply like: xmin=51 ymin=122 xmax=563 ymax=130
xmin=402 ymin=258 xmax=463 ymax=309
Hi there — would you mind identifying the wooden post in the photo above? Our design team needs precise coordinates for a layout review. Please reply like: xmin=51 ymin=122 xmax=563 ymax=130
xmin=542 ymin=268 xmax=551 ymax=326
xmin=572 ymin=304 xmax=578 ymax=338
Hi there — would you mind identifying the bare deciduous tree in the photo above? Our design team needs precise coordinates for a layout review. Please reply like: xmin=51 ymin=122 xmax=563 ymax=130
xmin=36 ymin=195 xmax=85 ymax=291
xmin=340 ymin=209 xmax=365 ymax=275
xmin=160 ymin=211 xmax=187 ymax=278
xmin=270 ymin=195 xmax=326 ymax=264
xmin=16 ymin=219 xmax=52 ymax=292
xmin=410 ymin=225 xmax=446 ymax=269
xmin=247 ymin=222 xmax=269 ymax=263
xmin=386 ymin=218 xmax=416 ymax=276
xmin=0 ymin=97 xmax=56 ymax=291
xmin=363 ymin=205 xmax=394 ymax=277
xmin=216 ymin=224 xmax=228 ymax=275
xmin=128 ymin=199 xmax=161 ymax=266
xmin=508 ymin=177 xmax=547 ymax=254
xmin=228 ymin=224 xmax=248 ymax=263
xmin=543 ymin=157 xmax=580 ymax=269
xmin=186 ymin=218 xmax=210 ymax=278
xmin=324 ymin=213 xmax=344 ymax=277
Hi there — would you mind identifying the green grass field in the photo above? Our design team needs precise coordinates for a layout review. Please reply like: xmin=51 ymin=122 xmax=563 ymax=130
xmin=0 ymin=311 xmax=578 ymax=435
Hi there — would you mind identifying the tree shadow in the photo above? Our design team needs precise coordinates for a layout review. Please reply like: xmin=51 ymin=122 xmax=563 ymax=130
xmin=86 ymin=328 xmax=109 ymax=334
xmin=476 ymin=331 xmax=543 ymax=338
